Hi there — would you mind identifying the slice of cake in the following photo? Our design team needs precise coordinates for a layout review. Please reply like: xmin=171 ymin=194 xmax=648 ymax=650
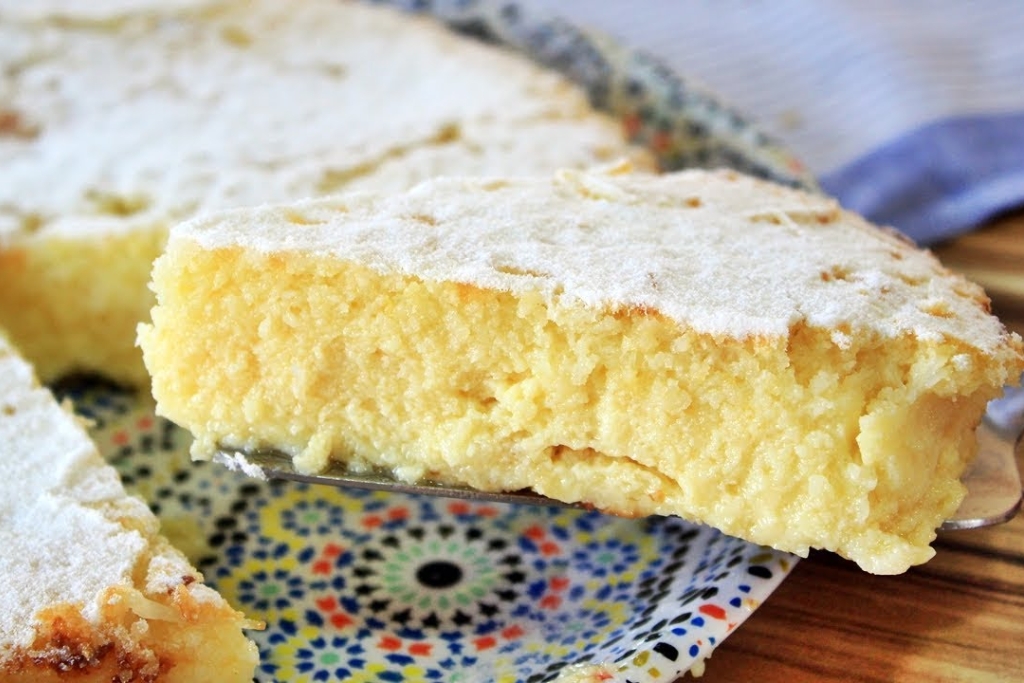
xmin=138 ymin=167 xmax=1024 ymax=575
xmin=0 ymin=333 xmax=259 ymax=682
xmin=0 ymin=0 xmax=650 ymax=386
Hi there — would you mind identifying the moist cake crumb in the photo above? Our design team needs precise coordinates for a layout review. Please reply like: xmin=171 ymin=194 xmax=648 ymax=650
xmin=139 ymin=168 xmax=1024 ymax=574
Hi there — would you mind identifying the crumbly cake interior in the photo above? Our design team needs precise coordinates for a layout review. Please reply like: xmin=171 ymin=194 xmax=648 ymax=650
xmin=0 ymin=0 xmax=649 ymax=385
xmin=139 ymin=169 xmax=1024 ymax=574
xmin=0 ymin=335 xmax=259 ymax=682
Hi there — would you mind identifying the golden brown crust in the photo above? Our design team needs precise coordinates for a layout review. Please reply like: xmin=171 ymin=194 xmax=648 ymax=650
xmin=1 ymin=580 xmax=259 ymax=683
xmin=2 ymin=600 xmax=165 ymax=682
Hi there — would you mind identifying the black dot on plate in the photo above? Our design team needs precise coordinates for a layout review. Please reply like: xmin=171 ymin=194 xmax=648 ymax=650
xmin=748 ymin=565 xmax=773 ymax=580
xmin=669 ymin=611 xmax=692 ymax=626
xmin=415 ymin=560 xmax=463 ymax=589
xmin=653 ymin=641 xmax=680 ymax=662
xmin=239 ymin=483 xmax=261 ymax=497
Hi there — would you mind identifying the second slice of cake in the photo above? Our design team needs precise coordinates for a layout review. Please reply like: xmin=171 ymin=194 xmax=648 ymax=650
xmin=0 ymin=334 xmax=259 ymax=681
xmin=138 ymin=167 xmax=1024 ymax=575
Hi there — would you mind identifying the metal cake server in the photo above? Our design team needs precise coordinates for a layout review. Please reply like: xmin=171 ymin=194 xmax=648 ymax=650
xmin=215 ymin=388 xmax=1023 ymax=532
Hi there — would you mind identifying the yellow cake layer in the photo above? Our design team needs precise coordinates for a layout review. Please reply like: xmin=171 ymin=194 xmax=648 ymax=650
xmin=143 ymin=249 xmax=994 ymax=573
xmin=0 ymin=225 xmax=166 ymax=384
xmin=0 ymin=0 xmax=649 ymax=385
xmin=139 ymin=170 xmax=1024 ymax=574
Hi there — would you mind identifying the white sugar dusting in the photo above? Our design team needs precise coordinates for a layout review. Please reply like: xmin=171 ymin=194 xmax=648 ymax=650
xmin=178 ymin=168 xmax=1021 ymax=358
xmin=213 ymin=451 xmax=270 ymax=481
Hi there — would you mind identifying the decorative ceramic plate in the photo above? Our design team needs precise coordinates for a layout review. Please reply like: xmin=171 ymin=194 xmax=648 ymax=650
xmin=61 ymin=3 xmax=813 ymax=681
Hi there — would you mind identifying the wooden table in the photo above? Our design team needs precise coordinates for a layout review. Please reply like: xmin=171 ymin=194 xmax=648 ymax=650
xmin=703 ymin=212 xmax=1024 ymax=682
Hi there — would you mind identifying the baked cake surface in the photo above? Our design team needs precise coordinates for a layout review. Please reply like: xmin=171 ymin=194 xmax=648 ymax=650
xmin=0 ymin=333 xmax=259 ymax=682
xmin=138 ymin=167 xmax=1024 ymax=574
xmin=0 ymin=0 xmax=648 ymax=385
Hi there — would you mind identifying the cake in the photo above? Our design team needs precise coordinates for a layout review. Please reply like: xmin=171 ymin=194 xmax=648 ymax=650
xmin=0 ymin=333 xmax=259 ymax=682
xmin=138 ymin=166 xmax=1024 ymax=575
xmin=0 ymin=0 xmax=650 ymax=386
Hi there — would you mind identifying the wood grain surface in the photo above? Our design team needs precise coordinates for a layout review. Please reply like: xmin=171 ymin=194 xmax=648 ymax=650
xmin=699 ymin=211 xmax=1024 ymax=682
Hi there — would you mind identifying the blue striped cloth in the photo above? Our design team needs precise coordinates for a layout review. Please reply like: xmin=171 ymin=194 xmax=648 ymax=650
xmin=522 ymin=1 xmax=1024 ymax=246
